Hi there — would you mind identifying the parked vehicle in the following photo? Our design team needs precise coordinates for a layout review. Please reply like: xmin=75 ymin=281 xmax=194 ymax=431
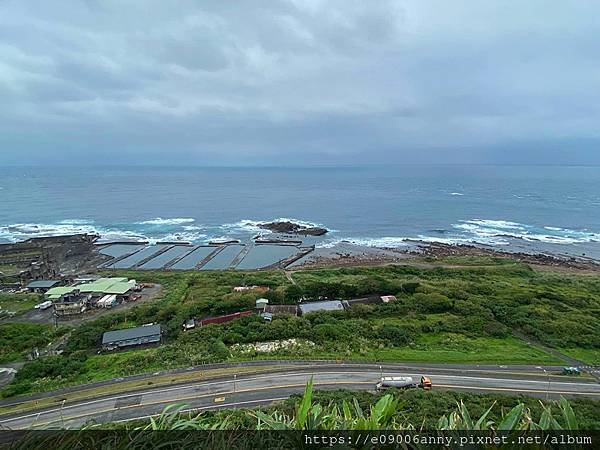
xmin=35 ymin=300 xmax=53 ymax=310
xmin=376 ymin=376 xmax=432 ymax=391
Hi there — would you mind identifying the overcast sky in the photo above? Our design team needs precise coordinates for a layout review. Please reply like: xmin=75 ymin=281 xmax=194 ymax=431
xmin=1 ymin=0 xmax=599 ymax=166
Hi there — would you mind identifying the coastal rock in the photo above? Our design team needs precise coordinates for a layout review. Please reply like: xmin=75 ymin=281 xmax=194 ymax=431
xmin=258 ymin=221 xmax=328 ymax=236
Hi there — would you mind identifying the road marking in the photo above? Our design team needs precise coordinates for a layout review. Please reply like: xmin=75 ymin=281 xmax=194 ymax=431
xmin=435 ymin=384 xmax=600 ymax=395
xmin=5 ymin=367 xmax=594 ymax=422
xmin=3 ymin=370 xmax=599 ymax=425
xmin=4 ymin=381 xmax=374 ymax=428
xmin=0 ymin=363 xmax=582 ymax=407
xmin=116 ymin=397 xmax=290 ymax=423
xmin=7 ymin=378 xmax=600 ymax=429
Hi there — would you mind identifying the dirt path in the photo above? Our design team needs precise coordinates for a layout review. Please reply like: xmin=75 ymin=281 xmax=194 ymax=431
xmin=283 ymin=270 xmax=296 ymax=285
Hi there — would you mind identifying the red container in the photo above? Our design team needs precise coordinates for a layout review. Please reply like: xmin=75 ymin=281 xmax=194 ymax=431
xmin=199 ymin=309 xmax=253 ymax=326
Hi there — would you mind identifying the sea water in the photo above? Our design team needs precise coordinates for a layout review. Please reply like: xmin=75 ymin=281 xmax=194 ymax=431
xmin=1 ymin=165 xmax=599 ymax=259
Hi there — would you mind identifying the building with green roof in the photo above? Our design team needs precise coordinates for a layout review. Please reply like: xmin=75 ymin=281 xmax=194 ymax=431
xmin=78 ymin=278 xmax=127 ymax=293
xmin=76 ymin=277 xmax=136 ymax=300
xmin=45 ymin=286 xmax=78 ymax=300
xmin=104 ymin=280 xmax=136 ymax=295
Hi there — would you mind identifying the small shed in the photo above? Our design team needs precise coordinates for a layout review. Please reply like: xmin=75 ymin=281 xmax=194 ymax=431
xmin=256 ymin=298 xmax=269 ymax=310
xmin=102 ymin=324 xmax=162 ymax=350
xmin=298 ymin=300 xmax=344 ymax=315
xmin=182 ymin=319 xmax=196 ymax=330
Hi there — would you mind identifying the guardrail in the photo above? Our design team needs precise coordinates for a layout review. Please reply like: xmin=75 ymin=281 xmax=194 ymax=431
xmin=0 ymin=358 xmax=580 ymax=408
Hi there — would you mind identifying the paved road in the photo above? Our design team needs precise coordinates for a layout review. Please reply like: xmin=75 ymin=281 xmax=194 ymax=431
xmin=1 ymin=363 xmax=599 ymax=430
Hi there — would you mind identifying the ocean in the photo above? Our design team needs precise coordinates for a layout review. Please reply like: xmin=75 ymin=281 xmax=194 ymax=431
xmin=1 ymin=165 xmax=599 ymax=259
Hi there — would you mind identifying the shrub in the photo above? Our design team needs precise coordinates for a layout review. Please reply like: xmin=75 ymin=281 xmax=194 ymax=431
xmin=380 ymin=325 xmax=411 ymax=346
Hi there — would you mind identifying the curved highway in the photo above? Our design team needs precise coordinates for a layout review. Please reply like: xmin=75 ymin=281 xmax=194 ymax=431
xmin=1 ymin=362 xmax=599 ymax=429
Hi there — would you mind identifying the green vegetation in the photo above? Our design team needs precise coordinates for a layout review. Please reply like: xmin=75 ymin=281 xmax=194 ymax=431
xmin=288 ymin=388 xmax=600 ymax=430
xmin=2 ymin=263 xmax=599 ymax=397
xmin=0 ymin=292 xmax=40 ymax=315
xmin=559 ymin=348 xmax=600 ymax=366
xmin=0 ymin=323 xmax=67 ymax=363
xmin=291 ymin=265 xmax=600 ymax=360
xmin=112 ymin=384 xmax=598 ymax=431
xmin=12 ymin=388 xmax=595 ymax=447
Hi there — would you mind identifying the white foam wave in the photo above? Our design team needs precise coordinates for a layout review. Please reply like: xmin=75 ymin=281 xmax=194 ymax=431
xmin=158 ymin=232 xmax=208 ymax=243
xmin=221 ymin=219 xmax=267 ymax=233
xmin=0 ymin=222 xmax=156 ymax=244
xmin=221 ymin=217 xmax=324 ymax=234
xmin=97 ymin=229 xmax=149 ymax=243
xmin=417 ymin=235 xmax=510 ymax=246
xmin=463 ymin=219 xmax=523 ymax=230
xmin=0 ymin=222 xmax=101 ymax=242
xmin=452 ymin=219 xmax=599 ymax=245
xmin=137 ymin=217 xmax=195 ymax=225
xmin=182 ymin=225 xmax=204 ymax=231
xmin=210 ymin=236 xmax=238 ymax=243
xmin=450 ymin=192 xmax=464 ymax=196
xmin=316 ymin=237 xmax=409 ymax=248
xmin=57 ymin=219 xmax=94 ymax=225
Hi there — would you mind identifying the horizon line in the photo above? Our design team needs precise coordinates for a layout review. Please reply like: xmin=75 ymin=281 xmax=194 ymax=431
xmin=3 ymin=163 xmax=600 ymax=169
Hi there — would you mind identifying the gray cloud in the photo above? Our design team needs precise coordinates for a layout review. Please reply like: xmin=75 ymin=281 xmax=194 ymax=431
xmin=1 ymin=0 xmax=599 ymax=165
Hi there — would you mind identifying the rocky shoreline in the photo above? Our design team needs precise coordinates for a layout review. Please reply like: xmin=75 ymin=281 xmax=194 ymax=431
xmin=257 ymin=220 xmax=328 ymax=236
xmin=292 ymin=241 xmax=600 ymax=272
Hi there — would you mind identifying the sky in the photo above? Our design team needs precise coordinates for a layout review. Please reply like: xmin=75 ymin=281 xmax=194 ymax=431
xmin=1 ymin=0 xmax=599 ymax=166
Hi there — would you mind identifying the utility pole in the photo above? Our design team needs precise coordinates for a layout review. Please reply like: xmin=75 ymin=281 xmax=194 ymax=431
xmin=60 ymin=399 xmax=66 ymax=428
xmin=539 ymin=368 xmax=550 ymax=400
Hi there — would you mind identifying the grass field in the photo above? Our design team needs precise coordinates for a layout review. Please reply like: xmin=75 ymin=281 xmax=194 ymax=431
xmin=370 ymin=334 xmax=561 ymax=364
xmin=559 ymin=348 xmax=600 ymax=366
xmin=0 ymin=292 xmax=40 ymax=315
xmin=2 ymin=262 xmax=598 ymax=397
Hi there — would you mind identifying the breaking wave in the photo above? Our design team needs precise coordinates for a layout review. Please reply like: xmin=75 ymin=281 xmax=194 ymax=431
xmin=0 ymin=217 xmax=331 ymax=245
xmin=315 ymin=219 xmax=599 ymax=250
xmin=0 ymin=222 xmax=101 ymax=242
xmin=136 ymin=217 xmax=195 ymax=225
xmin=220 ymin=217 xmax=325 ymax=234
xmin=452 ymin=219 xmax=600 ymax=245
xmin=2 ymin=216 xmax=597 ymax=251
xmin=316 ymin=237 xmax=410 ymax=249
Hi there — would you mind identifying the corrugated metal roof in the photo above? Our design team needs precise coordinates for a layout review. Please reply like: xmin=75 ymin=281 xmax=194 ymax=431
xmin=298 ymin=300 xmax=344 ymax=314
xmin=45 ymin=286 xmax=77 ymax=297
xmin=78 ymin=278 xmax=131 ymax=293
xmin=264 ymin=304 xmax=297 ymax=315
xmin=27 ymin=280 xmax=60 ymax=289
xmin=102 ymin=324 xmax=161 ymax=344
xmin=104 ymin=281 xmax=135 ymax=295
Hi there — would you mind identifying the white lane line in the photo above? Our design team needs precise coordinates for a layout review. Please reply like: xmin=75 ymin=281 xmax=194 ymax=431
xmin=2 ymin=370 xmax=598 ymax=424
xmin=112 ymin=397 xmax=290 ymax=423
